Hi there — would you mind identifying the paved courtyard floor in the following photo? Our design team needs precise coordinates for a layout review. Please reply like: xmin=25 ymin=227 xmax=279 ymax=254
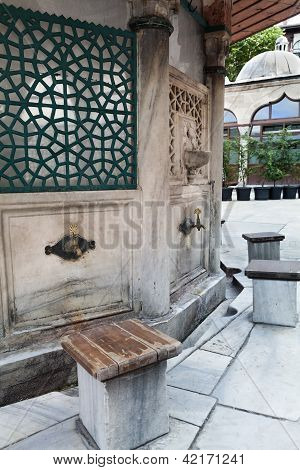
xmin=221 ymin=198 xmax=300 ymax=270
xmin=1 ymin=199 xmax=300 ymax=450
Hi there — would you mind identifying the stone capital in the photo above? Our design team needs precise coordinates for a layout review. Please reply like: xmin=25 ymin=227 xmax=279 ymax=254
xmin=204 ymin=30 xmax=230 ymax=74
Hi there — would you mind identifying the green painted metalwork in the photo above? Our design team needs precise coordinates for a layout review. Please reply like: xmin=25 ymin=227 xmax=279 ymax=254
xmin=0 ymin=4 xmax=137 ymax=192
xmin=180 ymin=0 xmax=208 ymax=29
xmin=180 ymin=0 xmax=229 ymax=34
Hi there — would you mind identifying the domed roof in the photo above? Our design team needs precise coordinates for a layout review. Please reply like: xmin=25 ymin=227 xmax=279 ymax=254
xmin=236 ymin=50 xmax=300 ymax=82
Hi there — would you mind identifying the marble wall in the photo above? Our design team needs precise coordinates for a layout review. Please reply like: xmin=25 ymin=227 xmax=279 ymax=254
xmin=169 ymin=7 xmax=205 ymax=84
xmin=225 ymin=76 xmax=300 ymax=126
xmin=3 ymin=0 xmax=130 ymax=29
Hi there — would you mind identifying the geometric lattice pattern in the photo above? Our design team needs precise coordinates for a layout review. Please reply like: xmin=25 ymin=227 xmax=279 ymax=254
xmin=169 ymin=76 xmax=207 ymax=180
xmin=0 ymin=5 xmax=137 ymax=192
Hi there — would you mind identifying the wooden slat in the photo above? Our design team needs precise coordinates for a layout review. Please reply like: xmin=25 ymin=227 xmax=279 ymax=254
xmin=231 ymin=0 xmax=300 ymax=43
xmin=61 ymin=333 xmax=119 ymax=381
xmin=232 ymin=1 xmax=279 ymax=26
xmin=116 ymin=319 xmax=182 ymax=361
xmin=81 ymin=324 xmax=158 ymax=376
xmin=233 ymin=4 xmax=297 ymax=30
xmin=62 ymin=320 xmax=182 ymax=381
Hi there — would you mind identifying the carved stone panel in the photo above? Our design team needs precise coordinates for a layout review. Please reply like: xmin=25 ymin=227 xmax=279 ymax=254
xmin=0 ymin=190 xmax=141 ymax=351
xmin=169 ymin=66 xmax=210 ymax=186
xmin=169 ymin=186 xmax=210 ymax=292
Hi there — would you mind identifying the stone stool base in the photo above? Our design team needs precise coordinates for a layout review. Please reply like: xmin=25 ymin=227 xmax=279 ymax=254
xmin=253 ymin=279 xmax=299 ymax=327
xmin=242 ymin=232 xmax=285 ymax=262
xmin=248 ymin=241 xmax=280 ymax=262
xmin=78 ymin=362 xmax=169 ymax=450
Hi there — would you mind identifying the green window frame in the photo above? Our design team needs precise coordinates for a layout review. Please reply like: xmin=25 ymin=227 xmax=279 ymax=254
xmin=0 ymin=5 xmax=137 ymax=193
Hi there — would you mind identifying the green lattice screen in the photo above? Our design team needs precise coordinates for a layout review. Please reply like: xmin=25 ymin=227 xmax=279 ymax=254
xmin=0 ymin=5 xmax=137 ymax=192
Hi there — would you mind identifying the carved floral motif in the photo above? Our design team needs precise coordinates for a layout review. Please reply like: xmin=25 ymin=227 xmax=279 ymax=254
xmin=169 ymin=68 xmax=210 ymax=184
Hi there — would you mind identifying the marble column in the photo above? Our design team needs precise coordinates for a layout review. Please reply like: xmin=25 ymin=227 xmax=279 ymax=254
xmin=129 ymin=1 xmax=176 ymax=319
xmin=204 ymin=30 xmax=230 ymax=274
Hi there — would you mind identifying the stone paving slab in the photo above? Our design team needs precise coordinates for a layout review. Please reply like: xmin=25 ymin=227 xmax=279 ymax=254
xmin=167 ymin=350 xmax=232 ymax=395
xmin=0 ymin=392 xmax=79 ymax=449
xmin=139 ymin=418 xmax=198 ymax=450
xmin=167 ymin=300 xmax=234 ymax=372
xmin=192 ymin=405 xmax=298 ymax=450
xmin=201 ymin=309 xmax=253 ymax=357
xmin=181 ymin=300 xmax=238 ymax=351
xmin=223 ymin=221 xmax=285 ymax=238
xmin=280 ymin=223 xmax=300 ymax=260
xmin=214 ymin=324 xmax=300 ymax=421
xmin=226 ymin=287 xmax=252 ymax=315
xmin=283 ymin=419 xmax=300 ymax=449
xmin=167 ymin=386 xmax=216 ymax=427
xmin=12 ymin=391 xmax=79 ymax=422
xmin=222 ymin=199 xmax=295 ymax=225
xmin=8 ymin=417 xmax=88 ymax=450
xmin=0 ymin=406 xmax=53 ymax=449
xmin=0 ymin=427 xmax=27 ymax=449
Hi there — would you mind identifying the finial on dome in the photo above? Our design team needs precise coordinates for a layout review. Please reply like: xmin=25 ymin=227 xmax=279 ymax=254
xmin=275 ymin=36 xmax=288 ymax=52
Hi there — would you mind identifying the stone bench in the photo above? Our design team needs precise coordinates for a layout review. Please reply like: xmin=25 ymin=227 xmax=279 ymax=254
xmin=242 ymin=232 xmax=285 ymax=262
xmin=61 ymin=319 xmax=182 ymax=450
xmin=245 ymin=260 xmax=300 ymax=327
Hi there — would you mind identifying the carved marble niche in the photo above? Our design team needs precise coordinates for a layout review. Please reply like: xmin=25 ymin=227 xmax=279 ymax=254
xmin=169 ymin=66 xmax=210 ymax=186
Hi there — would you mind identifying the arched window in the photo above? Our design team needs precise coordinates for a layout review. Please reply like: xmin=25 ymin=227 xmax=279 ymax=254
xmin=250 ymin=95 xmax=300 ymax=163
xmin=224 ymin=110 xmax=237 ymax=124
xmin=252 ymin=96 xmax=300 ymax=122
xmin=293 ymin=40 xmax=300 ymax=58
xmin=224 ymin=109 xmax=239 ymax=139
xmin=223 ymin=110 xmax=239 ymax=164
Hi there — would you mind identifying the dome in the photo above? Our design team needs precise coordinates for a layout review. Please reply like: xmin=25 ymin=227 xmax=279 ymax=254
xmin=236 ymin=50 xmax=300 ymax=82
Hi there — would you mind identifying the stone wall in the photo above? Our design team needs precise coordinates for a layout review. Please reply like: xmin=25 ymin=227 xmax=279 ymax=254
xmin=4 ymin=0 xmax=130 ymax=29
xmin=225 ymin=76 xmax=300 ymax=184
xmin=225 ymin=76 xmax=300 ymax=126
xmin=169 ymin=7 xmax=205 ymax=84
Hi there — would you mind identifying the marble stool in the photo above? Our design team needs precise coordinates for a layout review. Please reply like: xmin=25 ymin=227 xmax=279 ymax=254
xmin=242 ymin=232 xmax=285 ymax=262
xmin=245 ymin=260 xmax=300 ymax=327
xmin=62 ymin=319 xmax=182 ymax=450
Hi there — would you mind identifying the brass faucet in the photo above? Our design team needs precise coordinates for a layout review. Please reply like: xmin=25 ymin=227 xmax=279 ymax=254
xmin=179 ymin=208 xmax=206 ymax=236
xmin=64 ymin=224 xmax=83 ymax=258
xmin=45 ymin=224 xmax=96 ymax=260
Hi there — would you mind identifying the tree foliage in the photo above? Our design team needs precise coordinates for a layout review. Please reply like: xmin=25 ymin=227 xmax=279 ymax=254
xmin=253 ymin=128 xmax=299 ymax=186
xmin=226 ymin=26 xmax=284 ymax=82
xmin=224 ymin=133 xmax=255 ymax=186
xmin=223 ymin=139 xmax=234 ymax=187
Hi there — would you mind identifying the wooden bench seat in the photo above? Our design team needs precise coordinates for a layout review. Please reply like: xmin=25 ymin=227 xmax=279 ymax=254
xmin=62 ymin=320 xmax=182 ymax=450
xmin=245 ymin=260 xmax=300 ymax=327
xmin=62 ymin=319 xmax=181 ymax=381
